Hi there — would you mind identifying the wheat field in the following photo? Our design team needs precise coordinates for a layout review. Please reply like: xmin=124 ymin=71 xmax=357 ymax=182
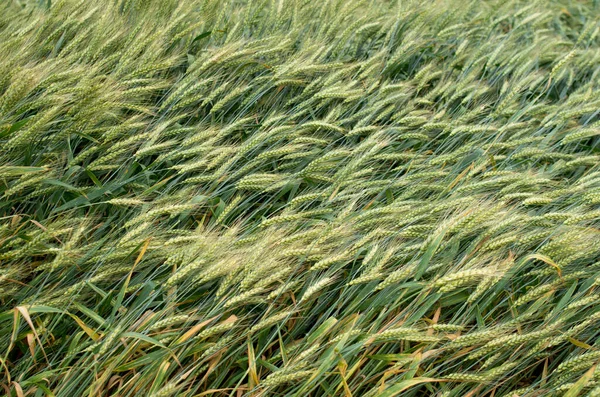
xmin=1 ymin=0 xmax=600 ymax=396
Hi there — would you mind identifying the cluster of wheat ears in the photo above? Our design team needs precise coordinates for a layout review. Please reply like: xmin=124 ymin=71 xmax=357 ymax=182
xmin=0 ymin=0 xmax=599 ymax=395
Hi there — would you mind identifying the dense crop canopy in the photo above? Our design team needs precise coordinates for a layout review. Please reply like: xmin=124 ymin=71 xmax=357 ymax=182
xmin=1 ymin=0 xmax=600 ymax=396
